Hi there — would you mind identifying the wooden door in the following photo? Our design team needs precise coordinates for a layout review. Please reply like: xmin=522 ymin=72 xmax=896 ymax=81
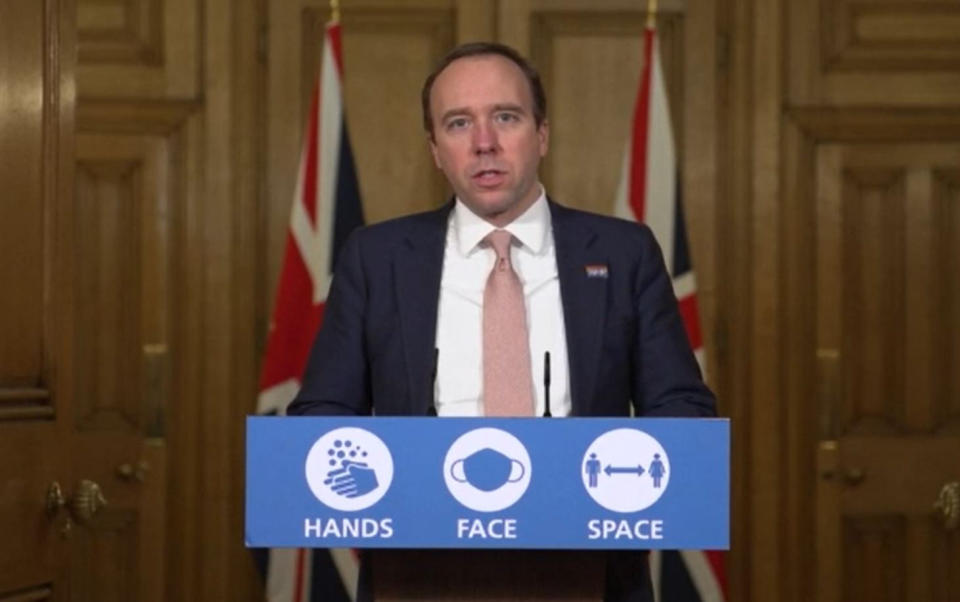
xmin=68 ymin=128 xmax=175 ymax=601
xmin=727 ymin=1 xmax=960 ymax=599
xmin=0 ymin=0 xmax=74 ymax=599
xmin=812 ymin=141 xmax=960 ymax=602
xmin=0 ymin=1 xmax=175 ymax=600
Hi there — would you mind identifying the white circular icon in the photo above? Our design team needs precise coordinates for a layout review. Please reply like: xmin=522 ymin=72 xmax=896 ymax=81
xmin=443 ymin=428 xmax=532 ymax=512
xmin=305 ymin=428 xmax=394 ymax=512
xmin=581 ymin=428 xmax=670 ymax=513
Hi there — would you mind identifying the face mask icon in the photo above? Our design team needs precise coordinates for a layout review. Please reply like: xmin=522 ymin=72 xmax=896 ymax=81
xmin=450 ymin=447 xmax=525 ymax=491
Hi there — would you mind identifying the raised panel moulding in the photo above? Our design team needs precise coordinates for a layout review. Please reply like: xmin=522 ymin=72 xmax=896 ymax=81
xmin=821 ymin=0 xmax=960 ymax=71
xmin=75 ymin=159 xmax=144 ymax=433
xmin=840 ymin=167 xmax=907 ymax=435
xmin=299 ymin=5 xmax=455 ymax=221
xmin=0 ymin=388 xmax=54 ymax=421
xmin=77 ymin=98 xmax=198 ymax=135
xmin=932 ymin=169 xmax=960 ymax=433
xmin=70 ymin=509 xmax=138 ymax=600
xmin=789 ymin=107 xmax=960 ymax=142
xmin=0 ymin=584 xmax=55 ymax=601
xmin=78 ymin=0 xmax=163 ymax=65
xmin=529 ymin=10 xmax=684 ymax=215
xmin=841 ymin=515 xmax=907 ymax=601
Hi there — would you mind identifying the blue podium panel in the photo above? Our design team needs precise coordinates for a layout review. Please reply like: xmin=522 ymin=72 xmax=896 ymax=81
xmin=246 ymin=416 xmax=728 ymax=550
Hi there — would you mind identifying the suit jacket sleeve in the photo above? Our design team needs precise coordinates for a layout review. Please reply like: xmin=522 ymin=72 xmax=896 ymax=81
xmin=287 ymin=230 xmax=372 ymax=416
xmin=630 ymin=225 xmax=715 ymax=417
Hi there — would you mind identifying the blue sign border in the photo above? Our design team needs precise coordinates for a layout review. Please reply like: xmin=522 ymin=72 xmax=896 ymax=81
xmin=246 ymin=416 xmax=729 ymax=550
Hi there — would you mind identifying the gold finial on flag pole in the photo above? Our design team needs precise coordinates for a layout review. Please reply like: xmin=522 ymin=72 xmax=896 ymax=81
xmin=331 ymin=0 xmax=340 ymax=23
xmin=646 ymin=0 xmax=658 ymax=29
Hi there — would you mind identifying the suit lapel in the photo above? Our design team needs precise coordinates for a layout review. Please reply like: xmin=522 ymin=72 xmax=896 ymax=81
xmin=394 ymin=203 xmax=451 ymax=414
xmin=550 ymin=201 xmax=607 ymax=416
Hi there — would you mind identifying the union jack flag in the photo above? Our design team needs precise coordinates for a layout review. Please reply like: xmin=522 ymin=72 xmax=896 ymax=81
xmin=254 ymin=19 xmax=362 ymax=602
xmin=613 ymin=21 xmax=727 ymax=602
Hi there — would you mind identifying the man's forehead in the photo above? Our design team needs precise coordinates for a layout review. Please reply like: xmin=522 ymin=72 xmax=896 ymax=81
xmin=430 ymin=54 xmax=533 ymax=108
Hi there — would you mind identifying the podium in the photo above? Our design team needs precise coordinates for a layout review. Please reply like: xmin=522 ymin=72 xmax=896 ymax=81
xmin=368 ymin=549 xmax=605 ymax=600
xmin=246 ymin=417 xmax=728 ymax=600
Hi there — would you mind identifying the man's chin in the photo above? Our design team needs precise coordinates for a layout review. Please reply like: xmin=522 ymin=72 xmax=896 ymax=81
xmin=462 ymin=198 xmax=518 ymax=221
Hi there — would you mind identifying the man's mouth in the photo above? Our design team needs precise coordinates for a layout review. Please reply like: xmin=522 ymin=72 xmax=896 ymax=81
xmin=472 ymin=169 xmax=506 ymax=186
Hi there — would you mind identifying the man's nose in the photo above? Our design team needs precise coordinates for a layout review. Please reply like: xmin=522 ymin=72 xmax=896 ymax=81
xmin=472 ymin=119 xmax=499 ymax=155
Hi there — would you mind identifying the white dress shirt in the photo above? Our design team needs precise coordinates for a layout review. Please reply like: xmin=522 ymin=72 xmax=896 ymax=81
xmin=434 ymin=189 xmax=571 ymax=417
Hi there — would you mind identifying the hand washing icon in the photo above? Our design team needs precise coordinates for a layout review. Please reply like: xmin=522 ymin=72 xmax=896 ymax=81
xmin=305 ymin=427 xmax=394 ymax=512
xmin=450 ymin=448 xmax=525 ymax=492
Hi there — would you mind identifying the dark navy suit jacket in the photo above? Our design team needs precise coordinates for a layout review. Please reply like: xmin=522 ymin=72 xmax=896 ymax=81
xmin=288 ymin=199 xmax=716 ymax=601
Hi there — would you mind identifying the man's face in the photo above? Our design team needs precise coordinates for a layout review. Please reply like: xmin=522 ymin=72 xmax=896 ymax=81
xmin=428 ymin=54 xmax=549 ymax=227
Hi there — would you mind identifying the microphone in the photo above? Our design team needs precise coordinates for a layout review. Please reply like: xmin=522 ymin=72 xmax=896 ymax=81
xmin=542 ymin=351 xmax=552 ymax=417
xmin=427 ymin=348 xmax=439 ymax=416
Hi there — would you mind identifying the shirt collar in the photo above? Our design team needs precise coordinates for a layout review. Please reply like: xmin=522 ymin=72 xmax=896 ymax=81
xmin=452 ymin=187 xmax=550 ymax=256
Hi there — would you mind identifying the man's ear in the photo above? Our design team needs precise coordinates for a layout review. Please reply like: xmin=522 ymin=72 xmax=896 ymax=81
xmin=428 ymin=135 xmax=442 ymax=169
xmin=538 ymin=119 xmax=550 ymax=157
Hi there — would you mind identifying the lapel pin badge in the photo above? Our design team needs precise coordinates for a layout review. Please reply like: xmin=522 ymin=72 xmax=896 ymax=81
xmin=584 ymin=264 xmax=609 ymax=279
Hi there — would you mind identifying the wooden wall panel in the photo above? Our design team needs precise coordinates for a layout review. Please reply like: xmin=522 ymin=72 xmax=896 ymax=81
xmin=822 ymin=0 xmax=960 ymax=71
xmin=0 ymin=0 xmax=74 ymax=598
xmin=302 ymin=5 xmax=455 ymax=224
xmin=933 ymin=169 xmax=960 ymax=431
xmin=77 ymin=0 xmax=198 ymax=98
xmin=785 ymin=111 xmax=960 ymax=602
xmin=529 ymin=10 xmax=683 ymax=217
xmin=811 ymin=144 xmax=960 ymax=438
xmin=72 ymin=113 xmax=185 ymax=602
xmin=789 ymin=0 xmax=960 ymax=106
xmin=70 ymin=0 xmax=263 ymax=599
xmin=75 ymin=158 xmax=144 ymax=431
xmin=78 ymin=0 xmax=163 ymax=64
xmin=742 ymin=1 xmax=960 ymax=599
xmin=73 ymin=129 xmax=176 ymax=440
xmin=0 ymin=0 xmax=49 ymax=410
xmin=266 ymin=0 xmax=488 ymax=312
xmin=841 ymin=517 xmax=906 ymax=602
xmin=722 ymin=0 xmax=787 ymax=599
xmin=0 ymin=586 xmax=54 ymax=602
xmin=839 ymin=167 xmax=907 ymax=435
xmin=70 ymin=510 xmax=138 ymax=601
xmin=191 ymin=0 xmax=263 ymax=597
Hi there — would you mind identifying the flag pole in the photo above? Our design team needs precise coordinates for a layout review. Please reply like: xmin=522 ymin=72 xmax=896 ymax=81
xmin=331 ymin=0 xmax=340 ymax=23
xmin=646 ymin=0 xmax=658 ymax=29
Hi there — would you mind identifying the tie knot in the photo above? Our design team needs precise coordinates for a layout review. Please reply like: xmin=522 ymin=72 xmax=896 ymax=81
xmin=485 ymin=229 xmax=514 ymax=260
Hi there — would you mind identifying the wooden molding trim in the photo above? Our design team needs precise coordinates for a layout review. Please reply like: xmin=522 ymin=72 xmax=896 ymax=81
xmin=300 ymin=4 xmax=456 ymax=118
xmin=528 ymin=8 xmax=685 ymax=200
xmin=78 ymin=0 xmax=164 ymax=65
xmin=530 ymin=9 xmax=685 ymax=79
xmin=77 ymin=98 xmax=199 ymax=135
xmin=821 ymin=0 xmax=960 ymax=72
xmin=0 ymin=584 xmax=54 ymax=601
xmin=0 ymin=388 xmax=54 ymax=421
xmin=788 ymin=107 xmax=960 ymax=141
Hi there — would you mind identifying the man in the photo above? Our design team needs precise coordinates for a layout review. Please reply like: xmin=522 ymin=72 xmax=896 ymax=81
xmin=289 ymin=42 xmax=715 ymax=601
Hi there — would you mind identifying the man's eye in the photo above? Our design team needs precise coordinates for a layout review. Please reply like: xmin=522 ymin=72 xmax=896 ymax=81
xmin=446 ymin=118 xmax=469 ymax=130
xmin=495 ymin=112 xmax=519 ymax=123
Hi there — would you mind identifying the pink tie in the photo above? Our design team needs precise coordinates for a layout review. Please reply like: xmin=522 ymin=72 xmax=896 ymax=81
xmin=482 ymin=230 xmax=534 ymax=416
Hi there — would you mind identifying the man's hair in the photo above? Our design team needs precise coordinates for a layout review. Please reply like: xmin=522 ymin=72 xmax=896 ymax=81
xmin=421 ymin=42 xmax=547 ymax=139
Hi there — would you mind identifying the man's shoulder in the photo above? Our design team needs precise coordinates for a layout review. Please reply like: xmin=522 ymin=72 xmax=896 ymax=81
xmin=549 ymin=199 xmax=656 ymax=247
xmin=350 ymin=203 xmax=451 ymax=246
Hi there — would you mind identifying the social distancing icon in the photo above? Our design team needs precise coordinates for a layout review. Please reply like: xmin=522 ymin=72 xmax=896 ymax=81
xmin=581 ymin=428 xmax=670 ymax=513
